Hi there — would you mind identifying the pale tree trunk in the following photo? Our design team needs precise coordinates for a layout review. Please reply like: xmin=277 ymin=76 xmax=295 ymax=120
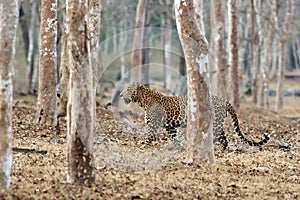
xmin=175 ymin=0 xmax=215 ymax=165
xmin=87 ymin=0 xmax=102 ymax=134
xmin=0 ymin=0 xmax=18 ymax=190
xmin=58 ymin=5 xmax=69 ymax=118
xmin=265 ymin=0 xmax=277 ymax=79
xmin=112 ymin=26 xmax=118 ymax=52
xmin=238 ymin=0 xmax=248 ymax=100
xmin=256 ymin=0 xmax=266 ymax=107
xmin=262 ymin=0 xmax=277 ymax=108
xmin=292 ymin=41 xmax=300 ymax=71
xmin=18 ymin=3 xmax=29 ymax=94
xmin=257 ymin=0 xmax=277 ymax=108
xmin=275 ymin=0 xmax=292 ymax=111
xmin=66 ymin=0 xmax=101 ymax=185
xmin=249 ymin=0 xmax=258 ymax=104
xmin=36 ymin=0 xmax=57 ymax=125
xmin=210 ymin=0 xmax=226 ymax=97
xmin=88 ymin=0 xmax=101 ymax=94
xmin=296 ymin=37 xmax=300 ymax=71
xmin=270 ymin=38 xmax=279 ymax=80
xmin=179 ymin=47 xmax=186 ymax=77
xmin=161 ymin=0 xmax=173 ymax=89
xmin=119 ymin=21 xmax=128 ymax=80
xmin=26 ymin=1 xmax=38 ymax=94
xmin=228 ymin=0 xmax=239 ymax=110
xmin=142 ymin=0 xmax=152 ymax=87
xmin=130 ymin=0 xmax=147 ymax=83
xmin=208 ymin=0 xmax=216 ymax=93
xmin=97 ymin=59 xmax=105 ymax=97
xmin=19 ymin=4 xmax=29 ymax=62
xmin=104 ymin=28 xmax=109 ymax=55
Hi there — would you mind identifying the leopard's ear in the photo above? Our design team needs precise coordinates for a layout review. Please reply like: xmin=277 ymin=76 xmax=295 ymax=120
xmin=137 ymin=83 xmax=144 ymax=91
xmin=132 ymin=82 xmax=140 ymax=87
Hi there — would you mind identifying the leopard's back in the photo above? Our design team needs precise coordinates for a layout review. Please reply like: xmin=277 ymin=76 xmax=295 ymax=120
xmin=160 ymin=96 xmax=187 ymax=129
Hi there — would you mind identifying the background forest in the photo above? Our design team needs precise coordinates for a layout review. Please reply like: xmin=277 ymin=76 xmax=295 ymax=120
xmin=15 ymin=0 xmax=300 ymax=109
xmin=0 ymin=0 xmax=299 ymax=199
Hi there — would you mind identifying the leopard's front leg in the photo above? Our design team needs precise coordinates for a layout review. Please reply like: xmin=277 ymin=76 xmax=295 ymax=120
xmin=143 ymin=104 xmax=165 ymax=146
xmin=144 ymin=115 xmax=159 ymax=145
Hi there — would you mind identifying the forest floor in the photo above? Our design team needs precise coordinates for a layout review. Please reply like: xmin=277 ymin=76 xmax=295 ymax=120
xmin=0 ymin=94 xmax=299 ymax=200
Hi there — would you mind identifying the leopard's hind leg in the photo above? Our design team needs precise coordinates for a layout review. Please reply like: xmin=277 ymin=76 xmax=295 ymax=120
xmin=166 ymin=127 xmax=184 ymax=148
xmin=144 ymin=104 xmax=164 ymax=146
xmin=214 ymin=120 xmax=228 ymax=151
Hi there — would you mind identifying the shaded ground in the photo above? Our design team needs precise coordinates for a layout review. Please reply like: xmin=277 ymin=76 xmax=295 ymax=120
xmin=0 ymin=95 xmax=299 ymax=199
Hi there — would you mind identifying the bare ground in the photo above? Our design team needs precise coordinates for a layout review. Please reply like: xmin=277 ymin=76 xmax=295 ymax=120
xmin=0 ymin=95 xmax=299 ymax=200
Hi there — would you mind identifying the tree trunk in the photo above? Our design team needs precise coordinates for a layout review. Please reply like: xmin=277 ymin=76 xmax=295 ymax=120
xmin=210 ymin=0 xmax=226 ymax=97
xmin=142 ymin=0 xmax=152 ymax=87
xmin=257 ymin=0 xmax=277 ymax=108
xmin=179 ymin=47 xmax=186 ymax=76
xmin=175 ymin=0 xmax=215 ymax=165
xmin=87 ymin=0 xmax=102 ymax=153
xmin=26 ymin=1 xmax=38 ymax=94
xmin=275 ymin=0 xmax=292 ymax=111
xmin=119 ymin=21 xmax=128 ymax=81
xmin=292 ymin=41 xmax=300 ymax=71
xmin=19 ymin=4 xmax=29 ymax=62
xmin=161 ymin=0 xmax=173 ymax=89
xmin=193 ymin=0 xmax=205 ymax=33
xmin=0 ymin=0 xmax=18 ymax=190
xmin=87 ymin=0 xmax=102 ymax=101
xmin=228 ymin=0 xmax=239 ymax=110
xmin=295 ymin=37 xmax=300 ymax=71
xmin=270 ymin=38 xmax=279 ymax=80
xmin=256 ymin=0 xmax=265 ymax=107
xmin=130 ymin=0 xmax=147 ymax=82
xmin=264 ymin=1 xmax=277 ymax=107
xmin=58 ymin=5 xmax=69 ymax=118
xmin=35 ymin=0 xmax=57 ymax=125
xmin=249 ymin=0 xmax=258 ymax=104
xmin=66 ymin=0 xmax=101 ymax=185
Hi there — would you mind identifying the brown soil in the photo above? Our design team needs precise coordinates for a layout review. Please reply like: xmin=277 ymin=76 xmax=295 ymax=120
xmin=0 ymin=95 xmax=299 ymax=200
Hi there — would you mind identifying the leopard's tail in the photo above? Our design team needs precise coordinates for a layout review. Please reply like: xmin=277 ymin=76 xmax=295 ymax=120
xmin=226 ymin=102 xmax=270 ymax=146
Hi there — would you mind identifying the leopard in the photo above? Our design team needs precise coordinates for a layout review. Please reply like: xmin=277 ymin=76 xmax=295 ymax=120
xmin=120 ymin=82 xmax=270 ymax=150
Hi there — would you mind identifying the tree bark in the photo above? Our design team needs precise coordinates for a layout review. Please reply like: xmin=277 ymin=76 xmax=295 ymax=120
xmin=87 ymin=0 xmax=102 ymax=104
xmin=179 ymin=47 xmax=186 ymax=76
xmin=119 ymin=21 xmax=128 ymax=81
xmin=161 ymin=0 xmax=173 ymax=89
xmin=263 ymin=1 xmax=277 ymax=108
xmin=66 ymin=0 xmax=101 ymax=185
xmin=26 ymin=1 xmax=38 ymax=94
xmin=193 ymin=0 xmax=205 ymax=33
xmin=256 ymin=0 xmax=265 ymax=107
xmin=295 ymin=37 xmax=300 ymax=71
xmin=58 ymin=5 xmax=69 ymax=118
xmin=175 ymin=0 xmax=215 ymax=164
xmin=270 ymin=38 xmax=279 ymax=80
xmin=130 ymin=0 xmax=148 ymax=82
xmin=210 ymin=0 xmax=226 ymax=97
xmin=257 ymin=0 xmax=276 ymax=108
xmin=0 ymin=0 xmax=18 ymax=190
xmin=36 ymin=0 xmax=57 ymax=125
xmin=142 ymin=0 xmax=152 ymax=87
xmin=275 ymin=0 xmax=292 ymax=111
xmin=228 ymin=0 xmax=239 ymax=110
xmin=249 ymin=0 xmax=258 ymax=104
xmin=19 ymin=4 xmax=29 ymax=65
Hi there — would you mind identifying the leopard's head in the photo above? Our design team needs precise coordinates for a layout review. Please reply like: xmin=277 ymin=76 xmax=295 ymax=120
xmin=120 ymin=82 xmax=143 ymax=104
